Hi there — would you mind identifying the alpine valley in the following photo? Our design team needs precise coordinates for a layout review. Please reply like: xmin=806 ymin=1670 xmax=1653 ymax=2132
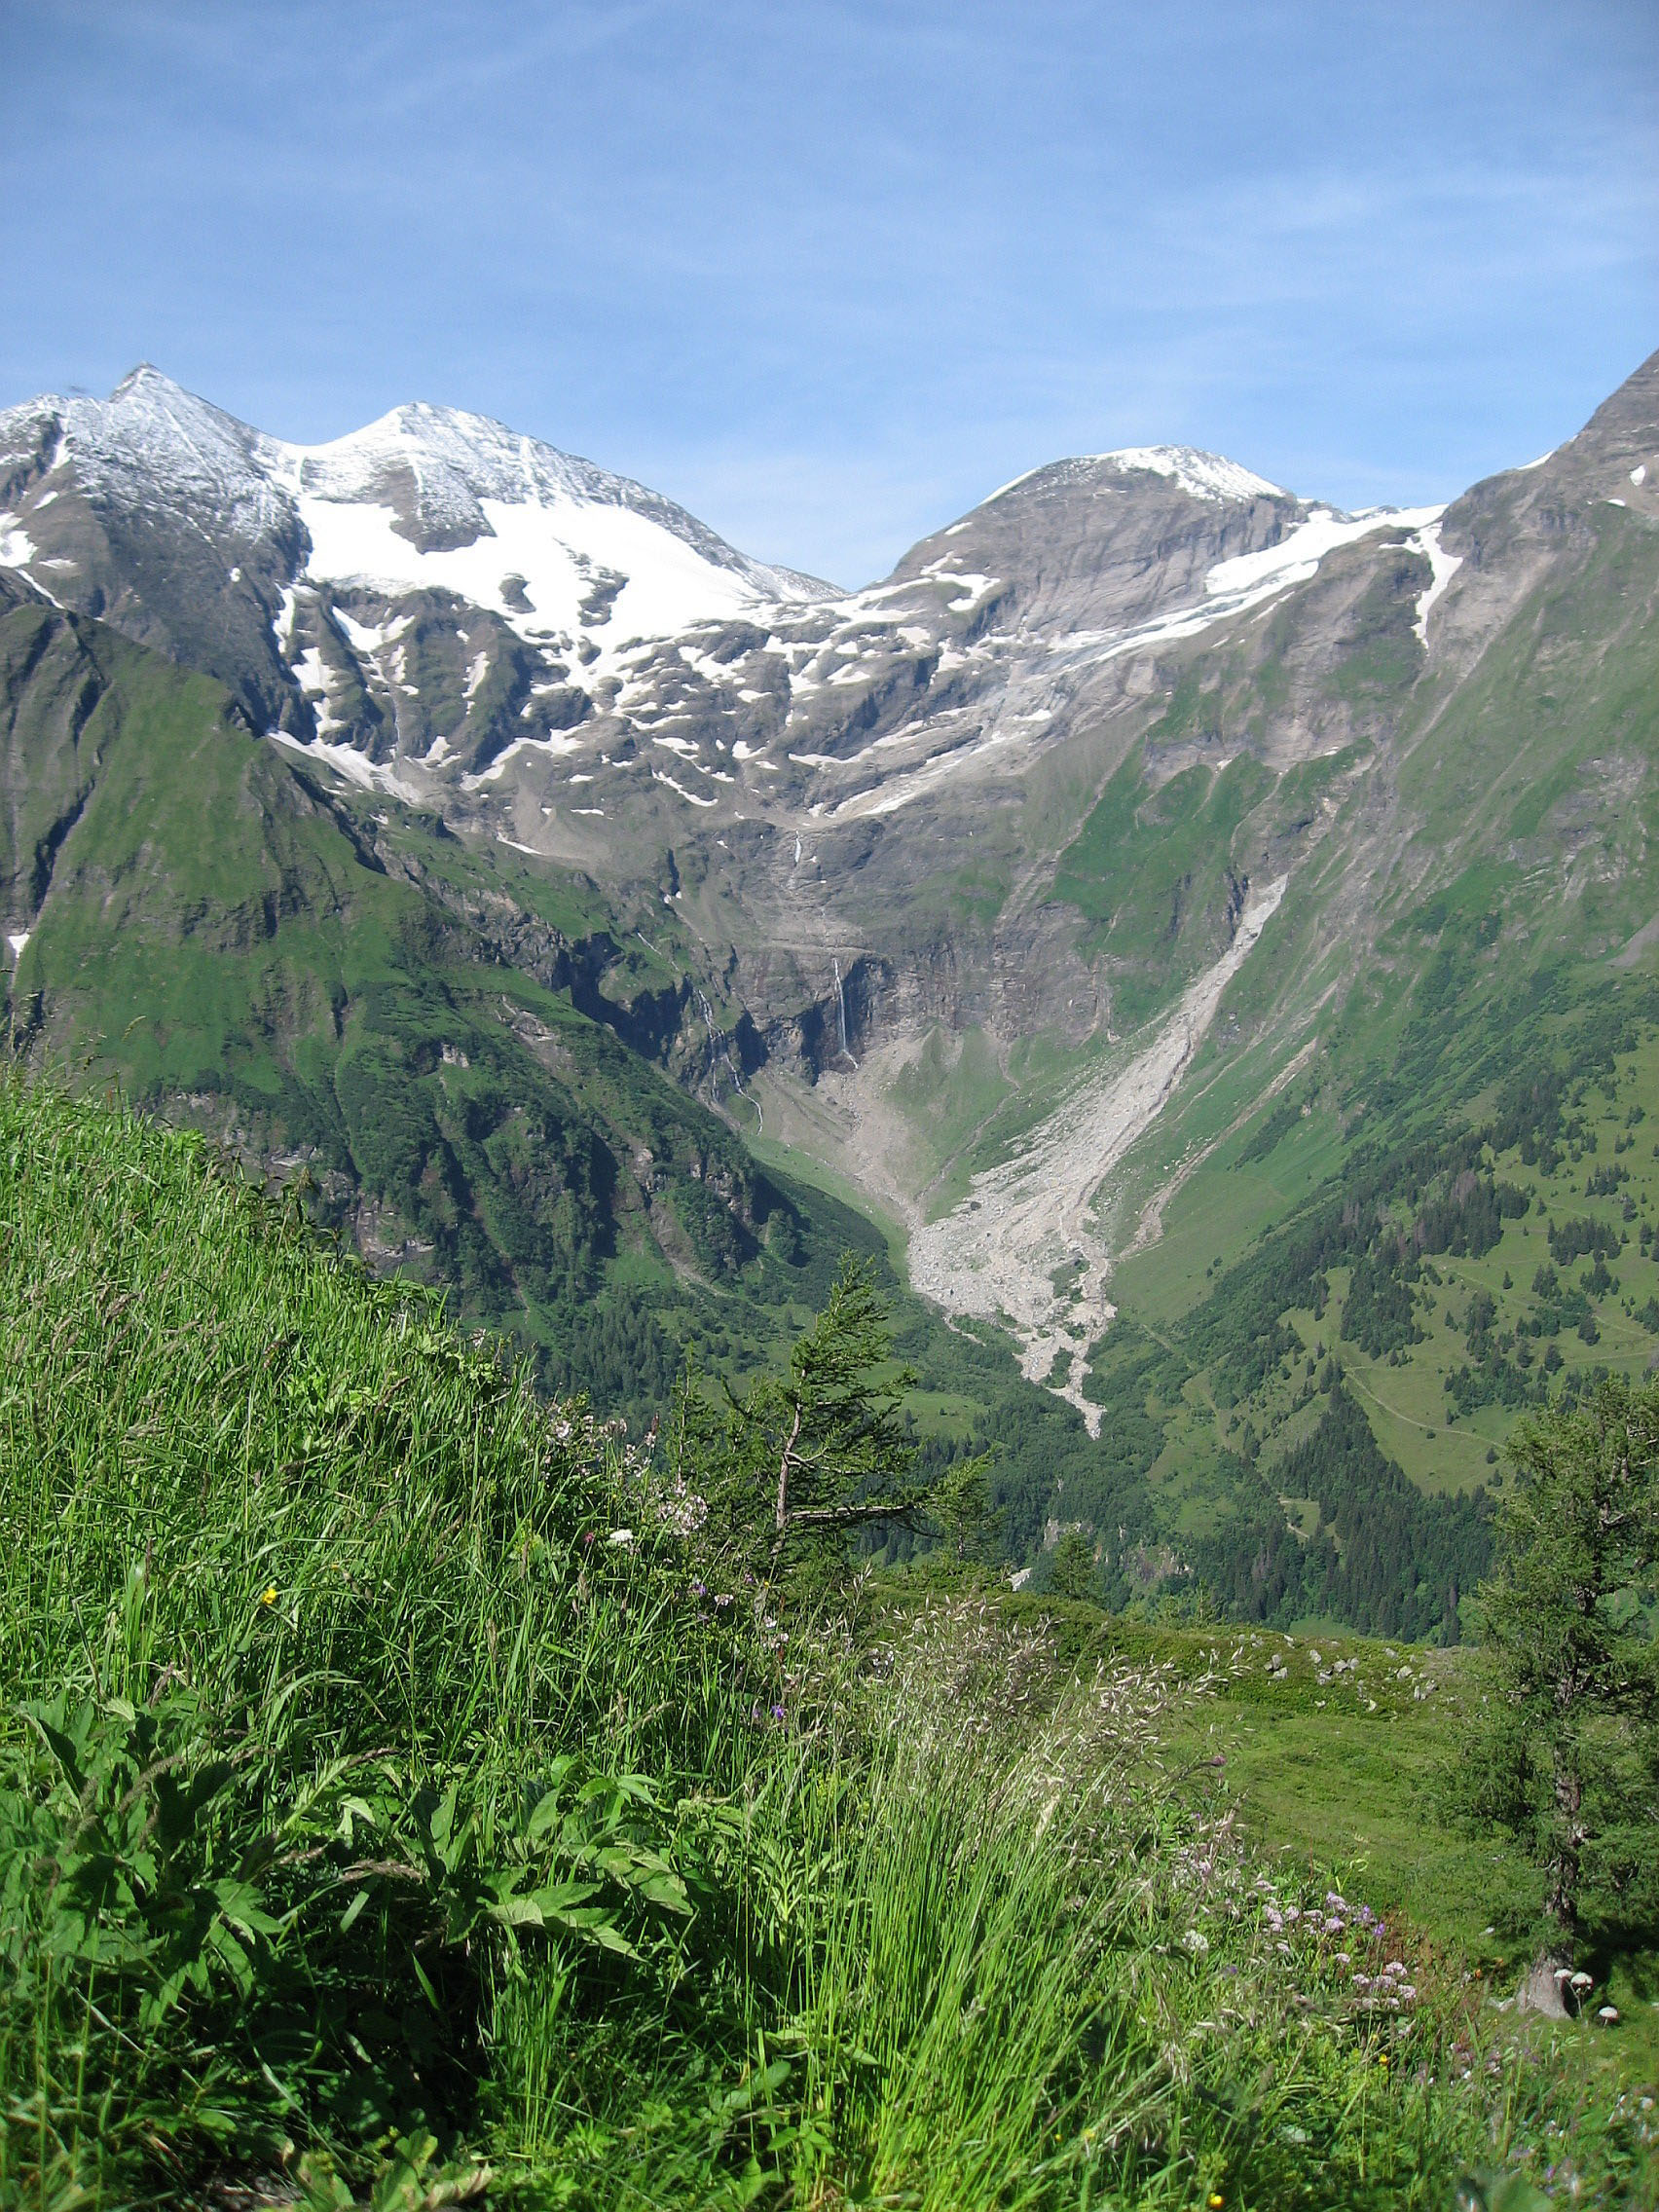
xmin=6 ymin=353 xmax=1659 ymax=1636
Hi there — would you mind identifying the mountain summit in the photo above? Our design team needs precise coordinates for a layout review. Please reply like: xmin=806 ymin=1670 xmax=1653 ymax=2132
xmin=2 ymin=349 xmax=1657 ymax=1520
xmin=0 ymin=366 xmax=1462 ymax=814
xmin=0 ymin=368 xmax=832 ymax=751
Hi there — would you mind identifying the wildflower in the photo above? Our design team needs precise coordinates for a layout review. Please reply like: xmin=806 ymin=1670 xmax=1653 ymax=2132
xmin=1378 ymin=2053 xmax=1389 ymax=2069
xmin=692 ymin=1579 xmax=707 ymax=1597
xmin=771 ymin=1703 xmax=786 ymax=1720
xmin=259 ymin=1584 xmax=278 ymax=1606
xmin=1208 ymin=2196 xmax=1226 ymax=2209
xmin=1599 ymin=2006 xmax=1620 ymax=2023
xmin=608 ymin=1528 xmax=634 ymax=1546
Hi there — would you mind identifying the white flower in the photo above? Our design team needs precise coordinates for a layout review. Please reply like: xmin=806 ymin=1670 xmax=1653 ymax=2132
xmin=608 ymin=1528 xmax=635 ymax=1546
xmin=1180 ymin=1929 xmax=1209 ymax=1956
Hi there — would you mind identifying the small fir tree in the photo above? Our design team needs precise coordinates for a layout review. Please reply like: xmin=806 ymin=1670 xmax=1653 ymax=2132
xmin=1050 ymin=1530 xmax=1097 ymax=1604
xmin=1453 ymin=1378 xmax=1659 ymax=1974
xmin=676 ymin=1257 xmax=994 ymax=1584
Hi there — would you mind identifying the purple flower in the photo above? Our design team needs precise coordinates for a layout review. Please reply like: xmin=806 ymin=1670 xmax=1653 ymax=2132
xmin=771 ymin=1703 xmax=787 ymax=1719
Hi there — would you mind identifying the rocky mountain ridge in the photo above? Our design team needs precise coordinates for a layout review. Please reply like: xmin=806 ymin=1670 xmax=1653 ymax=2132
xmin=0 ymin=367 xmax=1457 ymax=834
xmin=4 ymin=353 xmax=1658 ymax=1522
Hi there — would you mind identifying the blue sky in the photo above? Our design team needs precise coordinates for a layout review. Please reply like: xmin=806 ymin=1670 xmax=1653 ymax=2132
xmin=3 ymin=0 xmax=1654 ymax=584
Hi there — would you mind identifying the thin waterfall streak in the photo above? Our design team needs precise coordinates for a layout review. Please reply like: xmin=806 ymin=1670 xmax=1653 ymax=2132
xmin=832 ymin=959 xmax=858 ymax=1068
xmin=696 ymin=982 xmax=761 ymax=1135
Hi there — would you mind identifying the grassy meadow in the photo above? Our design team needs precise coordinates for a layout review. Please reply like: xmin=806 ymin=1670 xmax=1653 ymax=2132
xmin=3 ymin=1075 xmax=1658 ymax=2209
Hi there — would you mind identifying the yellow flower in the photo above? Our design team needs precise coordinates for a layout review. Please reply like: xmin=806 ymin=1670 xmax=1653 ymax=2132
xmin=1378 ymin=2053 xmax=1389 ymax=2068
xmin=259 ymin=1584 xmax=278 ymax=1606
xmin=1208 ymin=2196 xmax=1226 ymax=2209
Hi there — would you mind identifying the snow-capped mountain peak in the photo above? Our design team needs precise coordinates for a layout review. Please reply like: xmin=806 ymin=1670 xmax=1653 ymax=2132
xmin=0 ymin=367 xmax=841 ymax=759
xmin=0 ymin=364 xmax=1477 ymax=851
xmin=261 ymin=398 xmax=832 ymax=599
xmin=1 ymin=365 xmax=281 ymax=538
xmin=983 ymin=444 xmax=1288 ymax=509
xmin=1088 ymin=445 xmax=1287 ymax=503
xmin=258 ymin=397 xmax=833 ymax=656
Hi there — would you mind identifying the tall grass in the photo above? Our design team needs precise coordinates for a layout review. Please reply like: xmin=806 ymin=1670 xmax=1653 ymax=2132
xmin=2 ymin=1075 xmax=1649 ymax=2208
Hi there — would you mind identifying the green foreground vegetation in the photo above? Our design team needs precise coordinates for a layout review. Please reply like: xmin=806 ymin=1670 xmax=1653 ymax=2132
xmin=5 ymin=1075 xmax=1659 ymax=2210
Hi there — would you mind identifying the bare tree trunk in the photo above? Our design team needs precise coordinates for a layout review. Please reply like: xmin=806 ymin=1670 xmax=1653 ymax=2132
xmin=1517 ymin=1957 xmax=1571 ymax=2018
xmin=770 ymin=1403 xmax=803 ymax=1569
xmin=1546 ymin=1734 xmax=1584 ymax=1949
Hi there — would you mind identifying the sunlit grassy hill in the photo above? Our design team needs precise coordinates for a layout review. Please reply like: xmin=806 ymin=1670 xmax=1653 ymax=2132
xmin=6 ymin=1073 xmax=1655 ymax=2208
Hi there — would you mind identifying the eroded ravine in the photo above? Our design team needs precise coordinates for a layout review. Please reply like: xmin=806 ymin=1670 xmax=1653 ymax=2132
xmin=906 ymin=876 xmax=1287 ymax=1431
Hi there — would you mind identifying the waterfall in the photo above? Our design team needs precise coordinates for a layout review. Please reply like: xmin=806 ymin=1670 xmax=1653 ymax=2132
xmin=695 ymin=984 xmax=761 ymax=1134
xmin=832 ymin=959 xmax=858 ymax=1069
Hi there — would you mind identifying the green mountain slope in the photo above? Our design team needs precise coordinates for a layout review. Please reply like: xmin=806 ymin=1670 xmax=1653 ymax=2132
xmin=1050 ymin=461 xmax=1659 ymax=1623
xmin=0 ymin=576 xmax=888 ymax=1413
xmin=0 ymin=574 xmax=1127 ymax=1573
xmin=5 ymin=352 xmax=1658 ymax=1639
xmin=15 ymin=1071 xmax=1641 ymax=2210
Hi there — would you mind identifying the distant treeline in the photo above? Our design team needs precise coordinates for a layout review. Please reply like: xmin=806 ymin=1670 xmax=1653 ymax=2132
xmin=1186 ymin=1384 xmax=1491 ymax=1641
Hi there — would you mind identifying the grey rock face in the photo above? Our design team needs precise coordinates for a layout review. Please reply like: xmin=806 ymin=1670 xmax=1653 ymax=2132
xmin=3 ymin=350 xmax=1655 ymax=1170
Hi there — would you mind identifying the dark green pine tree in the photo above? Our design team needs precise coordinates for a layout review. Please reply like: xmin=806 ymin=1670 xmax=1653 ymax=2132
xmin=1454 ymin=1379 xmax=1659 ymax=1981
xmin=682 ymin=1258 xmax=993 ymax=1584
